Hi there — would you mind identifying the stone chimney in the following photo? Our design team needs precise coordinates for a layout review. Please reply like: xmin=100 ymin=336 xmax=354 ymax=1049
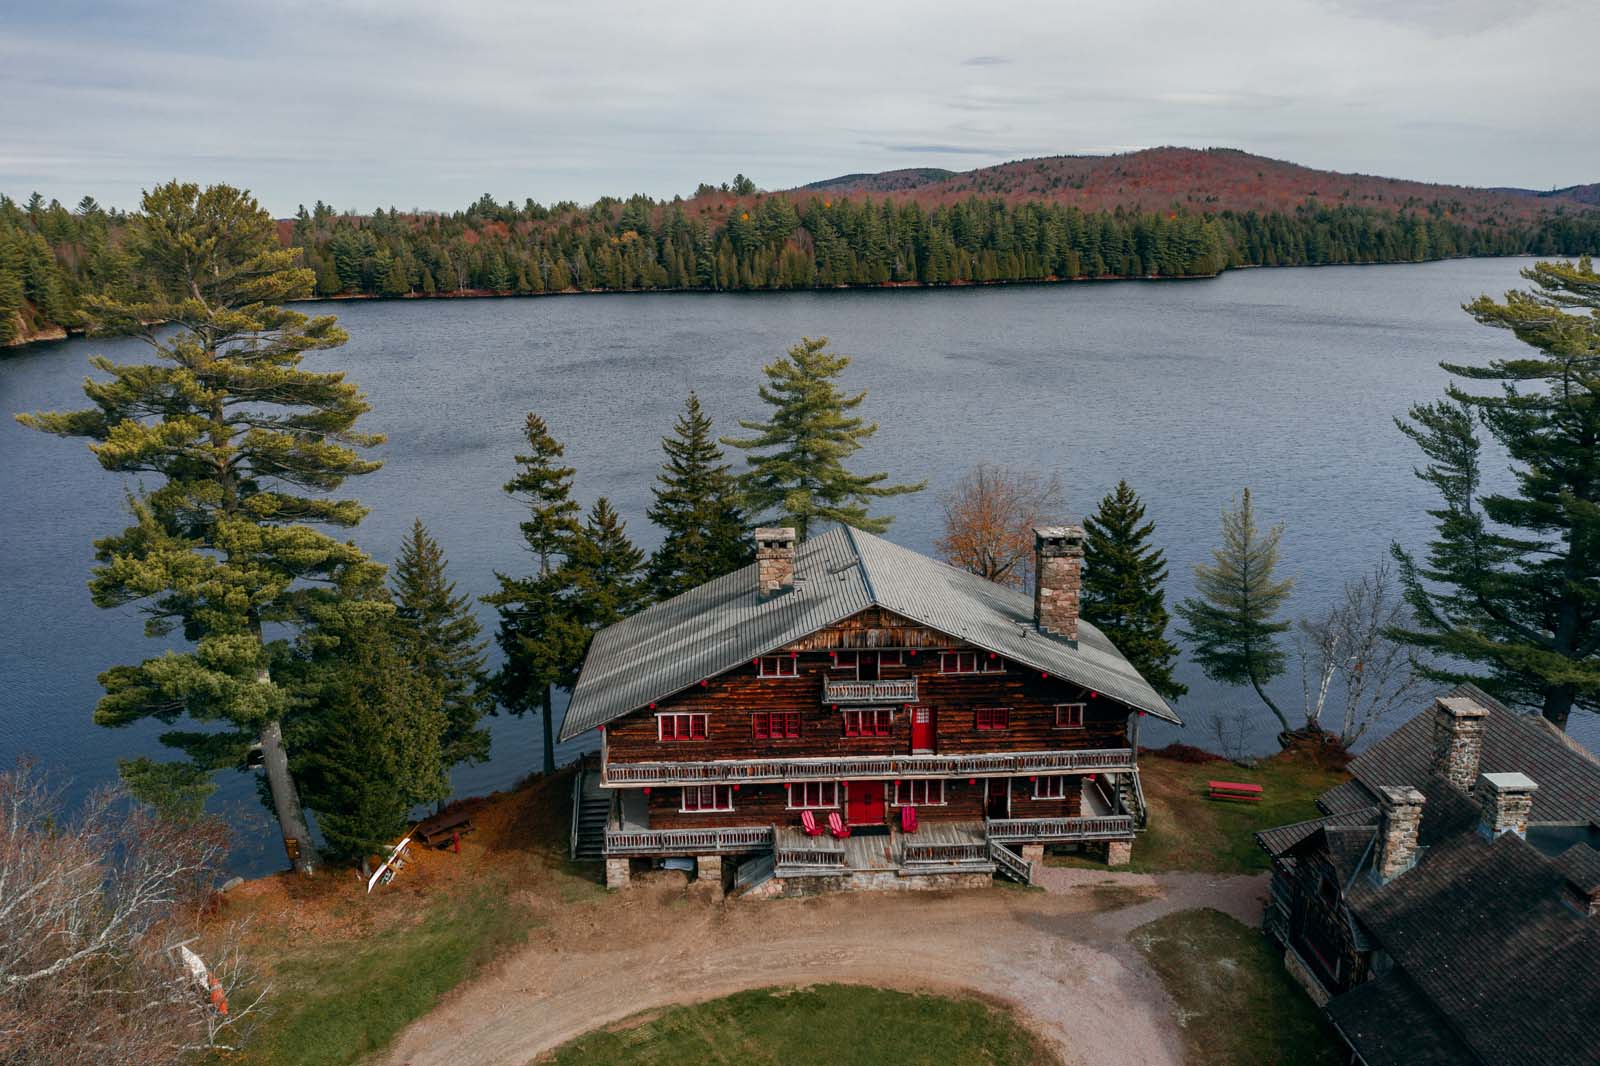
xmin=1431 ymin=695 xmax=1489 ymax=792
xmin=1374 ymin=786 xmax=1426 ymax=883
xmin=756 ymin=527 xmax=797 ymax=598
xmin=1034 ymin=526 xmax=1085 ymax=641
xmin=1477 ymin=772 xmax=1537 ymax=840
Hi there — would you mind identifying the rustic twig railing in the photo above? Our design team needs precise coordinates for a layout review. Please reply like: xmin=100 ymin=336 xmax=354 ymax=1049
xmin=984 ymin=815 xmax=1136 ymax=842
xmin=822 ymin=678 xmax=918 ymax=704
xmin=602 ymin=747 xmax=1136 ymax=786
xmin=604 ymin=825 xmax=773 ymax=856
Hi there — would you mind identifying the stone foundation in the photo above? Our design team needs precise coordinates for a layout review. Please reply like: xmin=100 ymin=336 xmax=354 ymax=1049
xmin=1106 ymin=840 xmax=1133 ymax=867
xmin=605 ymin=857 xmax=631 ymax=889
xmin=1021 ymin=844 xmax=1045 ymax=868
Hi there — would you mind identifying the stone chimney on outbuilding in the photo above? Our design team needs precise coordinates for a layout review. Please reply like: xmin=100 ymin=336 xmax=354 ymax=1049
xmin=756 ymin=527 xmax=797 ymax=598
xmin=1477 ymin=772 xmax=1537 ymax=840
xmin=1431 ymin=695 xmax=1490 ymax=793
xmin=1374 ymin=786 xmax=1426 ymax=884
xmin=1034 ymin=526 xmax=1085 ymax=642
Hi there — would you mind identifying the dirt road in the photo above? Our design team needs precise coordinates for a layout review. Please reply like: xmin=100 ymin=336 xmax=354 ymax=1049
xmin=381 ymin=866 xmax=1267 ymax=1066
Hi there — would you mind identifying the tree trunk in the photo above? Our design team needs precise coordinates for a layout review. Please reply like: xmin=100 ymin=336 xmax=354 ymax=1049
xmin=1249 ymin=672 xmax=1293 ymax=743
xmin=1542 ymin=684 xmax=1575 ymax=732
xmin=258 ymin=718 xmax=319 ymax=876
xmin=541 ymin=683 xmax=556 ymax=775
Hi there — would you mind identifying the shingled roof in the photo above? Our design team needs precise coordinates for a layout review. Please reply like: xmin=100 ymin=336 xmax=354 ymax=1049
xmin=1322 ymin=683 xmax=1600 ymax=827
xmin=560 ymin=524 xmax=1179 ymax=741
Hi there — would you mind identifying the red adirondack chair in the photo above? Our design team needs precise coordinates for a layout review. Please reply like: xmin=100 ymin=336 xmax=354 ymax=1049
xmin=827 ymin=811 xmax=851 ymax=839
xmin=800 ymin=809 xmax=825 ymax=836
xmin=900 ymin=805 xmax=919 ymax=834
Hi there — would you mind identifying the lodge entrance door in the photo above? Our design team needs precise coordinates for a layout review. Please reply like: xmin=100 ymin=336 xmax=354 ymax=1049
xmin=846 ymin=781 xmax=886 ymax=826
xmin=911 ymin=707 xmax=935 ymax=753
xmin=984 ymin=778 xmax=1011 ymax=819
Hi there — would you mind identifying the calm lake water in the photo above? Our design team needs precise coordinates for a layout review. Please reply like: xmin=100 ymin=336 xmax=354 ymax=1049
xmin=4 ymin=258 xmax=1594 ymax=874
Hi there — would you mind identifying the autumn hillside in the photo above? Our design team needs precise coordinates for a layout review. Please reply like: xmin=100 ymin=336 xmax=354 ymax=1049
xmin=797 ymin=146 xmax=1596 ymax=223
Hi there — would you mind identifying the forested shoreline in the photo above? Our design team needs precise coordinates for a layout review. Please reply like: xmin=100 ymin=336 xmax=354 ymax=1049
xmin=6 ymin=183 xmax=1600 ymax=346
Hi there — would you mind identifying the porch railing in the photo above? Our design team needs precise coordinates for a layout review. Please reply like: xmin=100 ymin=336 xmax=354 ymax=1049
xmin=602 ymin=747 xmax=1135 ymax=787
xmin=604 ymin=825 xmax=773 ymax=856
xmin=822 ymin=678 xmax=918 ymax=704
xmin=902 ymin=839 xmax=989 ymax=866
xmin=989 ymin=841 xmax=1034 ymax=884
xmin=984 ymin=815 xmax=1136 ymax=843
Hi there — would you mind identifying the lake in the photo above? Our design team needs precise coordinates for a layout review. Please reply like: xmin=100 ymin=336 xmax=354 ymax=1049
xmin=3 ymin=258 xmax=1592 ymax=875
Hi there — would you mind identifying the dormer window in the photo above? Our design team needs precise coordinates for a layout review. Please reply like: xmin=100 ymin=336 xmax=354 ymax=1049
xmin=758 ymin=656 xmax=798 ymax=678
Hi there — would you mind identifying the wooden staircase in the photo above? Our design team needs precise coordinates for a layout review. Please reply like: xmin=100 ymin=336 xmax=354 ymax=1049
xmin=570 ymin=758 xmax=610 ymax=861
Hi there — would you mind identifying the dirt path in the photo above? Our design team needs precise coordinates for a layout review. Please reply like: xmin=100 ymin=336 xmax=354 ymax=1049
xmin=381 ymin=868 xmax=1268 ymax=1066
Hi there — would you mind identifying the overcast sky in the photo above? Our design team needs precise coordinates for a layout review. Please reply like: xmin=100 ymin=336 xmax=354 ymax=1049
xmin=4 ymin=0 xmax=1596 ymax=215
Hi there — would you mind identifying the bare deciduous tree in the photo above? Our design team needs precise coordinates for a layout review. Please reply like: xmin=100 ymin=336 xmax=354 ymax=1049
xmin=1295 ymin=562 xmax=1427 ymax=746
xmin=935 ymin=463 xmax=1066 ymax=589
xmin=0 ymin=764 xmax=266 ymax=1064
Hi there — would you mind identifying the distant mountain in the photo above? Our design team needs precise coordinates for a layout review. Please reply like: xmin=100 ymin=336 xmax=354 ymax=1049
xmin=786 ymin=147 xmax=1596 ymax=222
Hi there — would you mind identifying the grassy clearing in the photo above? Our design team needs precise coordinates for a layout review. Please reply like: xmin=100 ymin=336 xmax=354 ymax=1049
xmin=1053 ymin=751 xmax=1347 ymax=874
xmin=237 ymin=884 xmax=533 ymax=1066
xmin=1131 ymin=908 xmax=1342 ymax=1066
xmin=540 ymin=984 xmax=1058 ymax=1066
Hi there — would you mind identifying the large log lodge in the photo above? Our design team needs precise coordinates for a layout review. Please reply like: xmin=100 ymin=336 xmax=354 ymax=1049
xmin=561 ymin=523 xmax=1181 ymax=894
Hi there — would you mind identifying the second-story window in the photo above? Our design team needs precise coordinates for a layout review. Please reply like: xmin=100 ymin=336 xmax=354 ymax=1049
xmin=831 ymin=651 xmax=859 ymax=678
xmin=680 ymin=785 xmax=733 ymax=812
xmin=658 ymin=712 xmax=708 ymax=741
xmin=877 ymin=650 xmax=904 ymax=668
xmin=751 ymin=711 xmax=800 ymax=739
xmin=786 ymin=781 xmax=838 ymax=809
xmin=1055 ymin=703 xmax=1085 ymax=729
xmin=1033 ymin=776 xmax=1068 ymax=799
xmin=975 ymin=706 xmax=1011 ymax=730
xmin=941 ymin=651 xmax=1005 ymax=674
xmin=758 ymin=655 xmax=798 ymax=678
xmin=893 ymin=779 xmax=946 ymax=805
xmin=843 ymin=708 xmax=892 ymax=737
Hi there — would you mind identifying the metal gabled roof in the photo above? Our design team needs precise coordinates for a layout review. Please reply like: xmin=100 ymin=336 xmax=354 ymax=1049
xmin=559 ymin=524 xmax=1181 ymax=741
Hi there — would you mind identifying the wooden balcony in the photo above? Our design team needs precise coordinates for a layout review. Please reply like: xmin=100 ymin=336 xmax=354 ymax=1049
xmin=604 ymin=824 xmax=773 ymax=856
xmin=822 ymin=677 xmax=918 ymax=704
xmin=601 ymin=747 xmax=1135 ymax=787
xmin=984 ymin=815 xmax=1136 ymax=842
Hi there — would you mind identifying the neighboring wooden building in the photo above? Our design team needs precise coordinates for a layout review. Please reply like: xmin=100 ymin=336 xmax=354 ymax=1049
xmin=561 ymin=524 xmax=1180 ymax=894
xmin=1256 ymin=685 xmax=1600 ymax=1065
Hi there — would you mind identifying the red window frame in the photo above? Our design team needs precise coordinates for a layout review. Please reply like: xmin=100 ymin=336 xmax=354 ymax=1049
xmin=1033 ymin=776 xmax=1068 ymax=799
xmin=680 ymin=785 xmax=734 ymax=812
xmin=786 ymin=781 xmax=838 ymax=809
xmin=893 ymin=779 xmax=946 ymax=806
xmin=843 ymin=708 xmax=893 ymax=737
xmin=980 ymin=655 xmax=1005 ymax=673
xmin=758 ymin=655 xmax=798 ymax=678
xmin=940 ymin=651 xmax=979 ymax=674
xmin=975 ymin=706 xmax=1011 ymax=730
xmin=1055 ymin=702 xmax=1085 ymax=729
xmin=751 ymin=711 xmax=801 ymax=739
xmin=877 ymin=650 xmax=904 ymax=668
xmin=657 ymin=712 xmax=708 ymax=741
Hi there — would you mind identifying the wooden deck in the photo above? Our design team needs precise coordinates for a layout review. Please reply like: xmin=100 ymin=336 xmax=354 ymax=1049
xmin=773 ymin=821 xmax=993 ymax=877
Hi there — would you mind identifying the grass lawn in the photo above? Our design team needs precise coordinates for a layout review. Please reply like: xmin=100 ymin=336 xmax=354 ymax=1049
xmin=1131 ymin=908 xmax=1342 ymax=1066
xmin=541 ymin=985 xmax=1057 ymax=1066
xmin=236 ymin=884 xmax=534 ymax=1066
xmin=1052 ymin=750 xmax=1347 ymax=874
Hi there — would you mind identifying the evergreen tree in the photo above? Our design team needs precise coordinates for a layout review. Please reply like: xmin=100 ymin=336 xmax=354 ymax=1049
xmin=1391 ymin=257 xmax=1600 ymax=730
xmin=483 ymin=413 xmax=584 ymax=774
xmin=1175 ymin=488 xmax=1295 ymax=737
xmin=569 ymin=498 xmax=647 ymax=658
xmin=293 ymin=609 xmax=448 ymax=873
xmin=1082 ymin=481 xmax=1186 ymax=702
xmin=17 ymin=181 xmax=382 ymax=875
xmin=722 ymin=336 xmax=924 ymax=538
xmin=646 ymin=392 xmax=751 ymax=598
xmin=393 ymin=519 xmax=492 ymax=776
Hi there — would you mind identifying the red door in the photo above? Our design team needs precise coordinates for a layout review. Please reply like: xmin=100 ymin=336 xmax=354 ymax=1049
xmin=846 ymin=781 xmax=886 ymax=825
xmin=911 ymin=707 xmax=935 ymax=752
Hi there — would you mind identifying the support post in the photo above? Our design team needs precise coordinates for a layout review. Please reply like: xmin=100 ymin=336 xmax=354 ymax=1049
xmin=1106 ymin=840 xmax=1133 ymax=867
xmin=605 ymin=857 xmax=631 ymax=889
xmin=696 ymin=854 xmax=724 ymax=900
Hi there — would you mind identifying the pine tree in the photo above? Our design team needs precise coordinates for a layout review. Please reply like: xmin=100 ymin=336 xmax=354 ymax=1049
xmin=722 ymin=336 xmax=924 ymax=538
xmin=569 ymin=498 xmax=647 ymax=662
xmin=1175 ymin=488 xmax=1295 ymax=737
xmin=293 ymin=609 xmax=448 ymax=873
xmin=483 ymin=413 xmax=584 ymax=774
xmin=646 ymin=392 xmax=751 ymax=598
xmin=393 ymin=519 xmax=492 ymax=776
xmin=17 ymin=182 xmax=382 ymax=875
xmin=1082 ymin=481 xmax=1186 ymax=702
xmin=1391 ymin=257 xmax=1600 ymax=730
